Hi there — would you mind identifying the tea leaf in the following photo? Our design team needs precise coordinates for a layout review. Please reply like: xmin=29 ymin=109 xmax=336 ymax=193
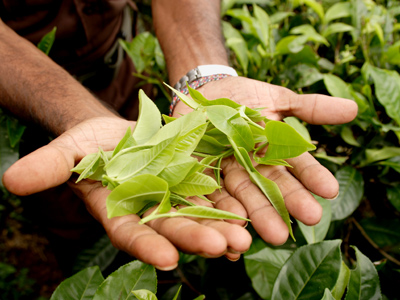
xmin=345 ymin=246 xmax=382 ymax=300
xmin=37 ymin=27 xmax=57 ymax=55
xmin=244 ymin=247 xmax=292 ymax=299
xmin=206 ymin=105 xmax=254 ymax=151
xmin=234 ymin=146 xmax=294 ymax=240
xmin=331 ymin=261 xmax=351 ymax=300
xmin=263 ymin=120 xmax=316 ymax=160
xmin=132 ymin=90 xmax=162 ymax=145
xmin=158 ymin=153 xmax=198 ymax=187
xmin=93 ymin=261 xmax=156 ymax=300
xmin=50 ymin=266 xmax=104 ymax=300
xmin=139 ymin=206 xmax=250 ymax=224
xmin=106 ymin=174 xmax=169 ymax=218
xmin=331 ymin=166 xmax=364 ymax=221
xmin=106 ymin=136 xmax=177 ymax=183
xmin=325 ymin=2 xmax=351 ymax=23
xmin=169 ymin=172 xmax=220 ymax=196
xmin=271 ymin=240 xmax=342 ymax=300
xmin=132 ymin=289 xmax=157 ymax=300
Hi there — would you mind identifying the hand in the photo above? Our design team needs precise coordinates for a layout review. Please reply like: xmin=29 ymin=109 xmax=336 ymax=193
xmin=173 ymin=76 xmax=358 ymax=245
xmin=2 ymin=116 xmax=251 ymax=270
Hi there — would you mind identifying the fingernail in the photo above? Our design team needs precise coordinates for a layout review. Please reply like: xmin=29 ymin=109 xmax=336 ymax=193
xmin=200 ymin=251 xmax=225 ymax=259
xmin=227 ymin=247 xmax=241 ymax=254
xmin=155 ymin=263 xmax=178 ymax=271
xmin=326 ymin=192 xmax=339 ymax=201
xmin=226 ymin=255 xmax=240 ymax=262
xmin=243 ymin=221 xmax=248 ymax=228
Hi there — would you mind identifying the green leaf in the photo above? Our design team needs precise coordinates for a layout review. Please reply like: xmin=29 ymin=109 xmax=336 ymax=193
xmin=234 ymin=146 xmax=294 ymax=240
xmin=359 ymin=217 xmax=400 ymax=249
xmin=253 ymin=4 xmax=270 ymax=49
xmin=301 ymin=0 xmax=324 ymax=21
xmin=72 ymin=152 xmax=102 ymax=183
xmin=37 ymin=27 xmax=57 ymax=55
xmin=271 ymin=240 xmax=342 ymax=300
xmin=263 ymin=120 xmax=316 ymax=160
xmin=364 ymin=147 xmax=400 ymax=166
xmin=293 ymin=64 xmax=324 ymax=89
xmin=321 ymin=288 xmax=336 ymax=300
xmin=323 ymin=74 xmax=355 ymax=100
xmin=169 ymin=172 xmax=220 ymax=196
xmin=139 ymin=206 xmax=249 ymax=224
xmin=379 ymin=156 xmax=400 ymax=173
xmin=222 ymin=21 xmax=249 ymax=75
xmin=132 ymin=90 xmax=162 ymax=145
xmin=325 ymin=2 xmax=351 ymax=23
xmin=331 ymin=166 xmax=364 ymax=221
xmin=244 ymin=247 xmax=292 ymax=299
xmin=387 ymin=185 xmax=400 ymax=211
xmin=284 ymin=117 xmax=312 ymax=143
xmin=158 ymin=153 xmax=198 ymax=187
xmin=297 ymin=195 xmax=332 ymax=244
xmin=50 ymin=266 xmax=104 ymax=300
xmin=322 ymin=23 xmax=355 ymax=37
xmin=341 ymin=126 xmax=361 ymax=147
xmin=195 ymin=135 xmax=229 ymax=155
xmin=6 ymin=116 xmax=26 ymax=148
xmin=106 ymin=136 xmax=177 ymax=183
xmin=147 ymin=109 xmax=207 ymax=145
xmin=0 ymin=118 xmax=20 ymax=188
xmin=106 ymin=174 xmax=169 ymax=218
xmin=345 ymin=246 xmax=382 ymax=300
xmin=119 ymin=32 xmax=155 ymax=74
xmin=175 ymin=123 xmax=207 ymax=155
xmin=363 ymin=63 xmax=400 ymax=125
xmin=132 ymin=289 xmax=157 ymax=300
xmin=206 ymin=105 xmax=254 ymax=152
xmin=331 ymin=261 xmax=351 ymax=300
xmin=163 ymin=83 xmax=200 ymax=110
xmin=93 ymin=261 xmax=156 ymax=300
xmin=290 ymin=24 xmax=329 ymax=46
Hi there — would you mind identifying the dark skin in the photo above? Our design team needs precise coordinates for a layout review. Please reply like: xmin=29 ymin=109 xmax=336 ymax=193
xmin=1 ymin=1 xmax=358 ymax=270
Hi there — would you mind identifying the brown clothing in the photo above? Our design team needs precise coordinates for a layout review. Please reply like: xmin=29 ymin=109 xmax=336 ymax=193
xmin=1 ymin=0 xmax=148 ymax=120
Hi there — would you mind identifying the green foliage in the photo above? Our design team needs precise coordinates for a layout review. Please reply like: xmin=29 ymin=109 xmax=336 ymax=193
xmin=72 ymin=86 xmax=315 ymax=231
xmin=50 ymin=260 xmax=202 ymax=300
xmin=221 ymin=0 xmax=400 ymax=298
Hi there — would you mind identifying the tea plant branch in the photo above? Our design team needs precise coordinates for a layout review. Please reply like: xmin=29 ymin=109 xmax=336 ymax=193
xmin=351 ymin=217 xmax=400 ymax=266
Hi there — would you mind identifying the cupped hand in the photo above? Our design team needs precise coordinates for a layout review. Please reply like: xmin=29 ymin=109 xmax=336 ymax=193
xmin=2 ymin=116 xmax=251 ymax=270
xmin=173 ymin=76 xmax=358 ymax=245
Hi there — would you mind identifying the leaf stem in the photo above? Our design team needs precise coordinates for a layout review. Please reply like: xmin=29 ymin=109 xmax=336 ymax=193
xmin=351 ymin=217 xmax=400 ymax=266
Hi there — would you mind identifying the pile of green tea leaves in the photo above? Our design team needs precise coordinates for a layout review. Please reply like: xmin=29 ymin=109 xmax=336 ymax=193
xmin=71 ymin=86 xmax=315 ymax=237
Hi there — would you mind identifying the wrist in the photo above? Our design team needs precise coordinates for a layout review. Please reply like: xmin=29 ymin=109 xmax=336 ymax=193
xmin=169 ymin=64 xmax=238 ymax=116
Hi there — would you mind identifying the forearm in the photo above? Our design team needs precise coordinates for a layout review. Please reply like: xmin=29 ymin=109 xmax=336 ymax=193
xmin=0 ymin=19 xmax=118 ymax=136
xmin=152 ymin=0 xmax=229 ymax=85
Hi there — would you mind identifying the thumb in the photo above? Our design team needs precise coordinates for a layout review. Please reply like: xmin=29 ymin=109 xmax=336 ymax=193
xmin=2 ymin=142 xmax=76 ymax=196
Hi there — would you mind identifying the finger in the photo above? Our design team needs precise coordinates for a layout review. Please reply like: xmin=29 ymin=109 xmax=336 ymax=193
xmin=2 ymin=142 xmax=76 ymax=196
xmin=70 ymin=179 xmax=180 ymax=270
xmin=222 ymin=159 xmax=289 ymax=245
xmin=203 ymin=168 xmax=248 ymax=226
xmin=178 ymin=197 xmax=251 ymax=254
xmin=144 ymin=208 xmax=229 ymax=258
xmin=195 ymin=218 xmax=252 ymax=256
xmin=269 ymin=85 xmax=358 ymax=125
xmin=255 ymin=164 xmax=322 ymax=226
xmin=286 ymin=152 xmax=339 ymax=200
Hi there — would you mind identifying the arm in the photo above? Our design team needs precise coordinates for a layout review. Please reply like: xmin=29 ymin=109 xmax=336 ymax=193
xmin=0 ymin=18 xmax=117 ymax=136
xmin=152 ymin=0 xmax=228 ymax=85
